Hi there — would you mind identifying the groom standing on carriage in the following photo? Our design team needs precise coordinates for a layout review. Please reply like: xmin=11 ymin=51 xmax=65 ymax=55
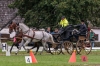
xmin=77 ymin=20 xmax=87 ymax=35
xmin=74 ymin=20 xmax=87 ymax=40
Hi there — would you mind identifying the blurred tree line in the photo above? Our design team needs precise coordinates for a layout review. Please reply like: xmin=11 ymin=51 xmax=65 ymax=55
xmin=8 ymin=0 xmax=100 ymax=28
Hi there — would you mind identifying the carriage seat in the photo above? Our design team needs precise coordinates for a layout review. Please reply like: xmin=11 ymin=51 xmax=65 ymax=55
xmin=80 ymin=34 xmax=86 ymax=36
xmin=78 ymin=35 xmax=86 ymax=40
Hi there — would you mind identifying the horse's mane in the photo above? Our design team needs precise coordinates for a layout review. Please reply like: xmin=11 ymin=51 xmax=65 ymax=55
xmin=19 ymin=23 xmax=29 ymax=31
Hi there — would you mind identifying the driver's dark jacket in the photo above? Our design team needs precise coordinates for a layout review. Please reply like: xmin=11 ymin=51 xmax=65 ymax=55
xmin=75 ymin=24 xmax=87 ymax=35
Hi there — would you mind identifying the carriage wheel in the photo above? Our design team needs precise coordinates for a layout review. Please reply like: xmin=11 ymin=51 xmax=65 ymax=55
xmin=76 ymin=40 xmax=82 ymax=55
xmin=56 ymin=34 xmax=62 ymax=43
xmin=50 ymin=43 xmax=63 ymax=55
xmin=76 ymin=40 xmax=92 ymax=55
xmin=84 ymin=40 xmax=92 ymax=55
xmin=63 ymin=41 xmax=74 ymax=55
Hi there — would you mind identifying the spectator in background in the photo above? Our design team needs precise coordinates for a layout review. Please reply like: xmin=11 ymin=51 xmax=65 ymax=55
xmin=51 ymin=28 xmax=59 ymax=34
xmin=45 ymin=27 xmax=51 ymax=53
xmin=87 ymin=21 xmax=93 ymax=39
xmin=51 ymin=28 xmax=59 ymax=42
xmin=87 ymin=21 xmax=93 ymax=32
xmin=46 ymin=27 xmax=51 ymax=33
xmin=90 ymin=29 xmax=95 ymax=47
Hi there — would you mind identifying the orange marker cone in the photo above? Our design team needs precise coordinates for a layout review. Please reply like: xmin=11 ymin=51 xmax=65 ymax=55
xmin=30 ymin=50 xmax=37 ymax=63
xmin=68 ymin=50 xmax=76 ymax=63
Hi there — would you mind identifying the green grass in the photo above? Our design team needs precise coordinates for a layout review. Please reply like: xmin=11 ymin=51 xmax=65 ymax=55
xmin=6 ymin=40 xmax=13 ymax=46
xmin=0 ymin=51 xmax=100 ymax=66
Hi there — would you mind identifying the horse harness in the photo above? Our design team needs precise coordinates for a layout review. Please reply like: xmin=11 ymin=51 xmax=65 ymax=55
xmin=22 ymin=29 xmax=45 ymax=41
xmin=9 ymin=23 xmax=45 ymax=41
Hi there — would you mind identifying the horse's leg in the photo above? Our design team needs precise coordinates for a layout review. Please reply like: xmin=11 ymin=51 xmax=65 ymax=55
xmin=10 ymin=43 xmax=14 ymax=53
xmin=47 ymin=42 xmax=51 ymax=53
xmin=40 ymin=42 xmax=47 ymax=55
xmin=27 ymin=42 xmax=35 ymax=53
xmin=34 ymin=43 xmax=40 ymax=55
xmin=48 ymin=44 xmax=51 ymax=53
xmin=15 ymin=39 xmax=24 ymax=55
xmin=30 ymin=43 xmax=35 ymax=49
xmin=16 ymin=44 xmax=19 ymax=49
xmin=40 ymin=47 xmax=45 ymax=55
xmin=23 ymin=39 xmax=31 ymax=52
xmin=27 ymin=42 xmax=40 ymax=55
xmin=14 ymin=42 xmax=19 ymax=49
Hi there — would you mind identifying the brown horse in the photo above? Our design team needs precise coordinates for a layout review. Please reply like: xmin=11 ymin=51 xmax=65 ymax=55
xmin=10 ymin=29 xmax=23 ymax=53
xmin=8 ymin=22 xmax=18 ymax=33
xmin=9 ymin=22 xmax=40 ymax=55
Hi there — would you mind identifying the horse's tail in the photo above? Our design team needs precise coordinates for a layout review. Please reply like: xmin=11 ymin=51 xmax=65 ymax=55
xmin=49 ymin=34 xmax=55 ymax=43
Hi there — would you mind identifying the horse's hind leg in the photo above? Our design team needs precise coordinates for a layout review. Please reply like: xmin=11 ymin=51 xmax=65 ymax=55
xmin=47 ymin=42 xmax=51 ymax=53
xmin=40 ymin=42 xmax=48 ymax=55
xmin=35 ymin=43 xmax=40 ymax=55
xmin=27 ymin=43 xmax=40 ymax=55
xmin=10 ymin=43 xmax=14 ymax=53
xmin=40 ymin=47 xmax=45 ymax=55
xmin=27 ymin=44 xmax=35 ymax=53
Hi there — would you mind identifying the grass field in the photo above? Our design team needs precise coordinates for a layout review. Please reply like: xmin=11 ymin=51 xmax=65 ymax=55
xmin=0 ymin=50 xmax=100 ymax=66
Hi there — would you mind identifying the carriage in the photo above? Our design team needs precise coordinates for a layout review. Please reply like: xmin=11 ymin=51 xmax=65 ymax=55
xmin=50 ymin=25 xmax=92 ymax=55
xmin=8 ymin=22 xmax=92 ymax=55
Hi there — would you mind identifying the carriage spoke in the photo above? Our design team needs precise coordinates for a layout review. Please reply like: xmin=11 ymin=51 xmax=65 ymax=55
xmin=50 ymin=43 xmax=63 ymax=55
xmin=84 ymin=41 xmax=92 ymax=55
xmin=76 ymin=39 xmax=92 ymax=55
xmin=63 ymin=41 xmax=74 ymax=55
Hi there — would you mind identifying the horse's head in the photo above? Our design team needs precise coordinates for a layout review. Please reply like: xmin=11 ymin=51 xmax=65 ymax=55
xmin=8 ymin=22 xmax=19 ymax=34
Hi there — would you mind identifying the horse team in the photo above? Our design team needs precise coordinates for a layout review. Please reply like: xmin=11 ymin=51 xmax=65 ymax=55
xmin=8 ymin=22 xmax=92 ymax=55
xmin=8 ymin=22 xmax=55 ymax=55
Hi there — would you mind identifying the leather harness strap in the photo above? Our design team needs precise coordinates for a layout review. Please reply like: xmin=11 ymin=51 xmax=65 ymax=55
xmin=33 ymin=30 xmax=35 ymax=38
xmin=23 ymin=30 xmax=44 ymax=40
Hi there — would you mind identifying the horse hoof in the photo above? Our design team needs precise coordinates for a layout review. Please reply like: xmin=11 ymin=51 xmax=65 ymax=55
xmin=39 ymin=53 xmax=42 ymax=55
xmin=47 ymin=51 xmax=51 ymax=53
xmin=27 ymin=49 xmax=30 ymax=53
xmin=27 ymin=50 xmax=29 ymax=53
xmin=15 ymin=53 xmax=17 ymax=55
xmin=34 ymin=53 xmax=37 ymax=55
xmin=34 ymin=54 xmax=36 ymax=55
